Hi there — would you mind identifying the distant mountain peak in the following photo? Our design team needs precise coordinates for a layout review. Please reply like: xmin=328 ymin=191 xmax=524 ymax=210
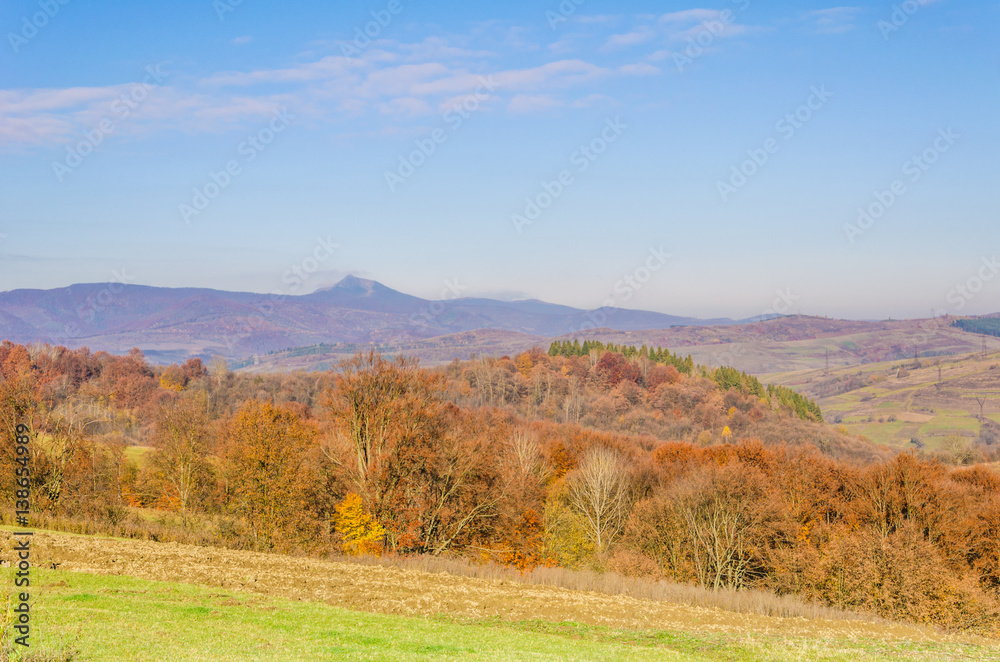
xmin=300 ymin=275 xmax=427 ymax=314
xmin=315 ymin=274 xmax=379 ymax=296
xmin=334 ymin=274 xmax=368 ymax=286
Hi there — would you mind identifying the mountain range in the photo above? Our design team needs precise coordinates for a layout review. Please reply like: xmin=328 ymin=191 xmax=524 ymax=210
xmin=0 ymin=276 xmax=751 ymax=362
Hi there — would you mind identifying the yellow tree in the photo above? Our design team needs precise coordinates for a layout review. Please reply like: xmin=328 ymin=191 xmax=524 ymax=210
xmin=334 ymin=492 xmax=385 ymax=556
xmin=158 ymin=365 xmax=187 ymax=391
xmin=515 ymin=353 xmax=534 ymax=377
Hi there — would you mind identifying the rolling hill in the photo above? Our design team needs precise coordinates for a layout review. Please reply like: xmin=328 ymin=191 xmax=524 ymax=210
xmin=0 ymin=276 xmax=747 ymax=362
xmin=236 ymin=314 xmax=1000 ymax=373
xmin=5 ymin=279 xmax=1000 ymax=377
xmin=554 ymin=316 xmax=1000 ymax=371
xmin=763 ymin=348 xmax=1000 ymax=451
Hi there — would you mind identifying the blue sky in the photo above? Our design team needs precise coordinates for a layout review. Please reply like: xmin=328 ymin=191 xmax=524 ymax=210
xmin=0 ymin=0 xmax=997 ymax=319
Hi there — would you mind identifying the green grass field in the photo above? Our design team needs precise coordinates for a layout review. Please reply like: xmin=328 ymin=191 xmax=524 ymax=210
xmin=4 ymin=569 xmax=998 ymax=662
xmin=121 ymin=447 xmax=150 ymax=467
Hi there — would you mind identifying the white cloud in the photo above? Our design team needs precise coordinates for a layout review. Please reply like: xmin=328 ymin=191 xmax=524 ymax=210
xmin=570 ymin=94 xmax=613 ymax=108
xmin=203 ymin=54 xmax=369 ymax=86
xmin=659 ymin=9 xmax=727 ymax=23
xmin=620 ymin=63 xmax=659 ymax=76
xmin=805 ymin=7 xmax=863 ymax=34
xmin=603 ymin=28 xmax=657 ymax=50
xmin=599 ymin=9 xmax=752 ymax=52
xmin=508 ymin=94 xmax=562 ymax=113
xmin=378 ymin=97 xmax=433 ymax=116
xmin=494 ymin=59 xmax=611 ymax=90
xmin=574 ymin=15 xmax=622 ymax=25
xmin=0 ymin=30 xmax=680 ymax=148
xmin=397 ymin=37 xmax=494 ymax=60
xmin=670 ymin=21 xmax=748 ymax=43
xmin=0 ymin=82 xmax=288 ymax=147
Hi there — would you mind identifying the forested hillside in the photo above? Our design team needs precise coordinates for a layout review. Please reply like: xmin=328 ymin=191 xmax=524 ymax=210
xmin=955 ymin=317 xmax=1000 ymax=338
xmin=2 ymin=340 xmax=1000 ymax=633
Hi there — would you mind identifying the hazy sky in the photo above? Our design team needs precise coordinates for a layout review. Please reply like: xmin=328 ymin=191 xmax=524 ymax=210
xmin=1 ymin=0 xmax=997 ymax=320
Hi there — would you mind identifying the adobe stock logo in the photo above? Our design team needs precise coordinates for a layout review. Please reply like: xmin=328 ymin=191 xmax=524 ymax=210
xmin=673 ymin=0 xmax=751 ymax=73
xmin=8 ymin=0 xmax=71 ymax=53
xmin=214 ymin=0 xmax=247 ymax=21
xmin=221 ymin=236 xmax=340 ymax=351
xmin=762 ymin=288 xmax=800 ymax=318
xmin=409 ymin=279 xmax=467 ymax=326
xmin=281 ymin=237 xmax=340 ymax=293
xmin=573 ymin=246 xmax=671 ymax=334
xmin=546 ymin=0 xmax=586 ymax=29
xmin=340 ymin=0 xmax=407 ymax=58
xmin=75 ymin=269 xmax=136 ymax=323
xmin=180 ymin=109 xmax=294 ymax=224
xmin=384 ymin=77 xmax=500 ymax=192
xmin=877 ymin=0 xmax=937 ymax=40
xmin=612 ymin=247 xmax=672 ymax=304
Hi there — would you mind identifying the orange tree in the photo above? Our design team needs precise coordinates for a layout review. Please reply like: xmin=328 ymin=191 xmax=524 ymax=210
xmin=0 ymin=342 xmax=40 ymax=502
xmin=221 ymin=399 xmax=323 ymax=551
xmin=324 ymin=351 xmax=520 ymax=556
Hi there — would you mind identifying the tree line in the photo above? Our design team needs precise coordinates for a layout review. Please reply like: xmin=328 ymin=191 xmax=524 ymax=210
xmin=548 ymin=339 xmax=696 ymax=374
xmin=549 ymin=340 xmax=822 ymax=423
xmin=954 ymin=317 xmax=1000 ymax=338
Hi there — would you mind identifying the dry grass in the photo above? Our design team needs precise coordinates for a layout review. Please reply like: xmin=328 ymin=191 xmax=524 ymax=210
xmin=0 ymin=510 xmax=246 ymax=551
xmin=348 ymin=554 xmax=876 ymax=623
xmin=3 ymin=528 xmax=989 ymax=646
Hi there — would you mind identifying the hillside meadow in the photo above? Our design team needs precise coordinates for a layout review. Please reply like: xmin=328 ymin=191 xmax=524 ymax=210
xmin=2 ymin=529 xmax=998 ymax=661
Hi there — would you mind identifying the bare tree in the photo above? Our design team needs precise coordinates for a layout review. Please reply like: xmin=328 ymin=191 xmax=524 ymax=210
xmin=562 ymin=377 xmax=584 ymax=424
xmin=567 ymin=447 xmax=632 ymax=553
xmin=942 ymin=435 xmax=976 ymax=465
xmin=670 ymin=464 xmax=775 ymax=590
xmin=974 ymin=395 xmax=988 ymax=421
xmin=508 ymin=430 xmax=551 ymax=485
xmin=149 ymin=394 xmax=212 ymax=522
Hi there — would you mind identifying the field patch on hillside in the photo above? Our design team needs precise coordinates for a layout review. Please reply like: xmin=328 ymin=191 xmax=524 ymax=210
xmin=765 ymin=350 xmax=1000 ymax=450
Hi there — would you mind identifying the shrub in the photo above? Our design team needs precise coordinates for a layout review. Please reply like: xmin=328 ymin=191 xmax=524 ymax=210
xmin=606 ymin=549 xmax=662 ymax=579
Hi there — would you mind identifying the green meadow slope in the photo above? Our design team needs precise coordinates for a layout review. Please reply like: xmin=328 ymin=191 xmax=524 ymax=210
xmin=4 ymin=570 xmax=997 ymax=662
xmin=2 ymin=529 xmax=997 ymax=661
